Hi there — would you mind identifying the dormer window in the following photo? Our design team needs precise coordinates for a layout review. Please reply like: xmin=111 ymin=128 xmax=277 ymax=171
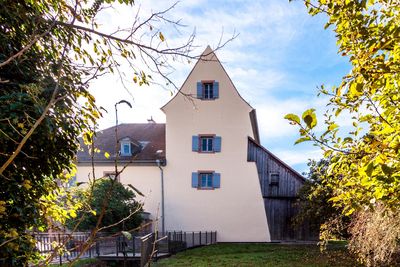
xmin=120 ymin=138 xmax=132 ymax=156
xmin=197 ymin=81 xmax=219 ymax=100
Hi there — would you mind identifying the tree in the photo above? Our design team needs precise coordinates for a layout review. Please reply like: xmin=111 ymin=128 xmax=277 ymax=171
xmin=67 ymin=178 xmax=143 ymax=233
xmin=0 ymin=0 xmax=234 ymax=265
xmin=286 ymin=0 xmax=400 ymax=265
xmin=294 ymin=159 xmax=349 ymax=242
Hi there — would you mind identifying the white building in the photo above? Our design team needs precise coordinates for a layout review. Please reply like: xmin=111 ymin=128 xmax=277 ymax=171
xmin=77 ymin=47 xmax=310 ymax=242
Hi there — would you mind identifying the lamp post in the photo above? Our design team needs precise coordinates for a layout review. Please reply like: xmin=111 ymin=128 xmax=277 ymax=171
xmin=114 ymin=100 xmax=132 ymax=177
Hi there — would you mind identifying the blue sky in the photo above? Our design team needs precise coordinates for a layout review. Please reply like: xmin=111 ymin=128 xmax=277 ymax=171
xmin=90 ymin=0 xmax=351 ymax=174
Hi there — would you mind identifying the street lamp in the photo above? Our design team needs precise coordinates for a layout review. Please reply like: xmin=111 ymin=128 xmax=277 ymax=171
xmin=114 ymin=100 xmax=132 ymax=174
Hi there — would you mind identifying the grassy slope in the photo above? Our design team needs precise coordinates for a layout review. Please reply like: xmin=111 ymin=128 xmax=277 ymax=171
xmin=154 ymin=242 xmax=361 ymax=267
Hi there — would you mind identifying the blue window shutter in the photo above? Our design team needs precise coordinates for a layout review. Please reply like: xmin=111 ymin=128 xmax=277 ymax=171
xmin=192 ymin=136 xmax=199 ymax=151
xmin=214 ymin=136 xmax=221 ymax=152
xmin=213 ymin=81 xmax=219 ymax=98
xmin=213 ymin=173 xmax=221 ymax=188
xmin=192 ymin=172 xmax=199 ymax=188
xmin=197 ymin=82 xmax=202 ymax=98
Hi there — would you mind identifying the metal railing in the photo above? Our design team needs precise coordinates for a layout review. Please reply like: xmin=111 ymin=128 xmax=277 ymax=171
xmin=35 ymin=232 xmax=95 ymax=265
xmin=34 ymin=230 xmax=217 ymax=265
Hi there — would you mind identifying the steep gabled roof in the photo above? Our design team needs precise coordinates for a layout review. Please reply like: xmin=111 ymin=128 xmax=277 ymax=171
xmin=248 ymin=136 xmax=306 ymax=182
xmin=161 ymin=45 xmax=254 ymax=111
xmin=161 ymin=45 xmax=261 ymax=142
xmin=77 ymin=123 xmax=165 ymax=163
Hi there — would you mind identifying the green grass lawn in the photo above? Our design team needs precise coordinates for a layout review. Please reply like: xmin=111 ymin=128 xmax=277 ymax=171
xmin=154 ymin=242 xmax=360 ymax=267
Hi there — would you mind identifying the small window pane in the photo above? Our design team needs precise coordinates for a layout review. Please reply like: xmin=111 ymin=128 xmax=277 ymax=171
xmin=207 ymin=139 xmax=213 ymax=151
xmin=202 ymin=138 xmax=208 ymax=151
xmin=207 ymin=174 xmax=213 ymax=187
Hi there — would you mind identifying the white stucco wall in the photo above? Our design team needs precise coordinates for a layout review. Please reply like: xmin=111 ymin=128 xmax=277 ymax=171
xmin=162 ymin=47 xmax=270 ymax=242
xmin=76 ymin=164 xmax=162 ymax=223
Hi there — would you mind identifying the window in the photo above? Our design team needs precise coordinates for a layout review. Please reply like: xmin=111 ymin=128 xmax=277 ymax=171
xmin=200 ymin=136 xmax=213 ymax=152
xmin=104 ymin=171 xmax=120 ymax=182
xmin=192 ymin=135 xmax=221 ymax=152
xmin=192 ymin=172 xmax=221 ymax=189
xmin=203 ymin=83 xmax=213 ymax=99
xmin=269 ymin=173 xmax=279 ymax=186
xmin=120 ymin=139 xmax=131 ymax=156
xmin=196 ymin=81 xmax=219 ymax=99
xmin=200 ymin=173 xmax=213 ymax=188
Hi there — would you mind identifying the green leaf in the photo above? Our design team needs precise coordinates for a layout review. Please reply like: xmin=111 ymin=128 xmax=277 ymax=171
xmin=122 ymin=231 xmax=132 ymax=240
xmin=328 ymin=123 xmax=338 ymax=131
xmin=365 ymin=162 xmax=374 ymax=177
xmin=284 ymin=113 xmax=300 ymax=124
xmin=381 ymin=164 xmax=392 ymax=175
xmin=294 ymin=137 xmax=311 ymax=145
xmin=302 ymin=109 xmax=317 ymax=129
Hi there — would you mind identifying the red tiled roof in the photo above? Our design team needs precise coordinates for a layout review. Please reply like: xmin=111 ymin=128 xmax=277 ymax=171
xmin=77 ymin=123 xmax=165 ymax=163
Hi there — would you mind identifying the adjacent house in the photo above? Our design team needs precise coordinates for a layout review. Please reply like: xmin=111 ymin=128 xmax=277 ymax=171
xmin=76 ymin=46 xmax=313 ymax=242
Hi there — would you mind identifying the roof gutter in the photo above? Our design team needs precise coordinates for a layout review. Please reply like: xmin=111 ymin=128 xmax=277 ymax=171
xmin=77 ymin=159 xmax=167 ymax=166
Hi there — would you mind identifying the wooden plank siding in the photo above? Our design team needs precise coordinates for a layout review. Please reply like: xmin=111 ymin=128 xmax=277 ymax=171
xmin=248 ymin=137 xmax=317 ymax=241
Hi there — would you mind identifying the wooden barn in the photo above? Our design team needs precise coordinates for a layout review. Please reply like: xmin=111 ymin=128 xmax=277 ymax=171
xmin=248 ymin=137 xmax=316 ymax=241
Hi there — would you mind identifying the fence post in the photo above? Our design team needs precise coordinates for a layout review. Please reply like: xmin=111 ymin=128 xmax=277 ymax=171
xmin=192 ymin=232 xmax=194 ymax=247
xmin=89 ymin=236 xmax=92 ymax=258
xmin=58 ymin=233 xmax=62 ymax=266
xmin=199 ymin=231 xmax=201 ymax=246
xmin=133 ymin=235 xmax=136 ymax=255
xmin=206 ymin=231 xmax=208 ymax=244
xmin=116 ymin=236 xmax=119 ymax=256
xmin=96 ymin=239 xmax=100 ymax=256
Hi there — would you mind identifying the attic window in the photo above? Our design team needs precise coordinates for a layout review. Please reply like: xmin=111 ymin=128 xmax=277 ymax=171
xmin=120 ymin=139 xmax=132 ymax=156
xmin=197 ymin=81 xmax=219 ymax=99
xmin=203 ymin=83 xmax=214 ymax=99
xmin=269 ymin=173 xmax=279 ymax=186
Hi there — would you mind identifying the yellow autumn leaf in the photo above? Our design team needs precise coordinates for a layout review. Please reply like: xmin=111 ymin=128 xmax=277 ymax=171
xmin=22 ymin=180 xmax=32 ymax=190
xmin=159 ymin=32 xmax=165 ymax=42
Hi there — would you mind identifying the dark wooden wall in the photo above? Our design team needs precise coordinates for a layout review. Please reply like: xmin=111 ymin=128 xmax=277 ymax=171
xmin=248 ymin=138 xmax=317 ymax=241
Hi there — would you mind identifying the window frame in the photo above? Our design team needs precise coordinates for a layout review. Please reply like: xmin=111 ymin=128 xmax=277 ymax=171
xmin=103 ymin=171 xmax=120 ymax=182
xmin=198 ymin=134 xmax=215 ymax=153
xmin=120 ymin=139 xmax=132 ymax=156
xmin=201 ymin=80 xmax=215 ymax=100
xmin=269 ymin=172 xmax=280 ymax=186
xmin=197 ymin=171 xmax=215 ymax=190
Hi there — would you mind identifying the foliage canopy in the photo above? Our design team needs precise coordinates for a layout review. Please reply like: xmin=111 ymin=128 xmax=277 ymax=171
xmin=287 ymin=0 xmax=400 ymax=265
xmin=67 ymin=178 xmax=143 ymax=233
xmin=0 ymin=0 xmax=208 ymax=264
